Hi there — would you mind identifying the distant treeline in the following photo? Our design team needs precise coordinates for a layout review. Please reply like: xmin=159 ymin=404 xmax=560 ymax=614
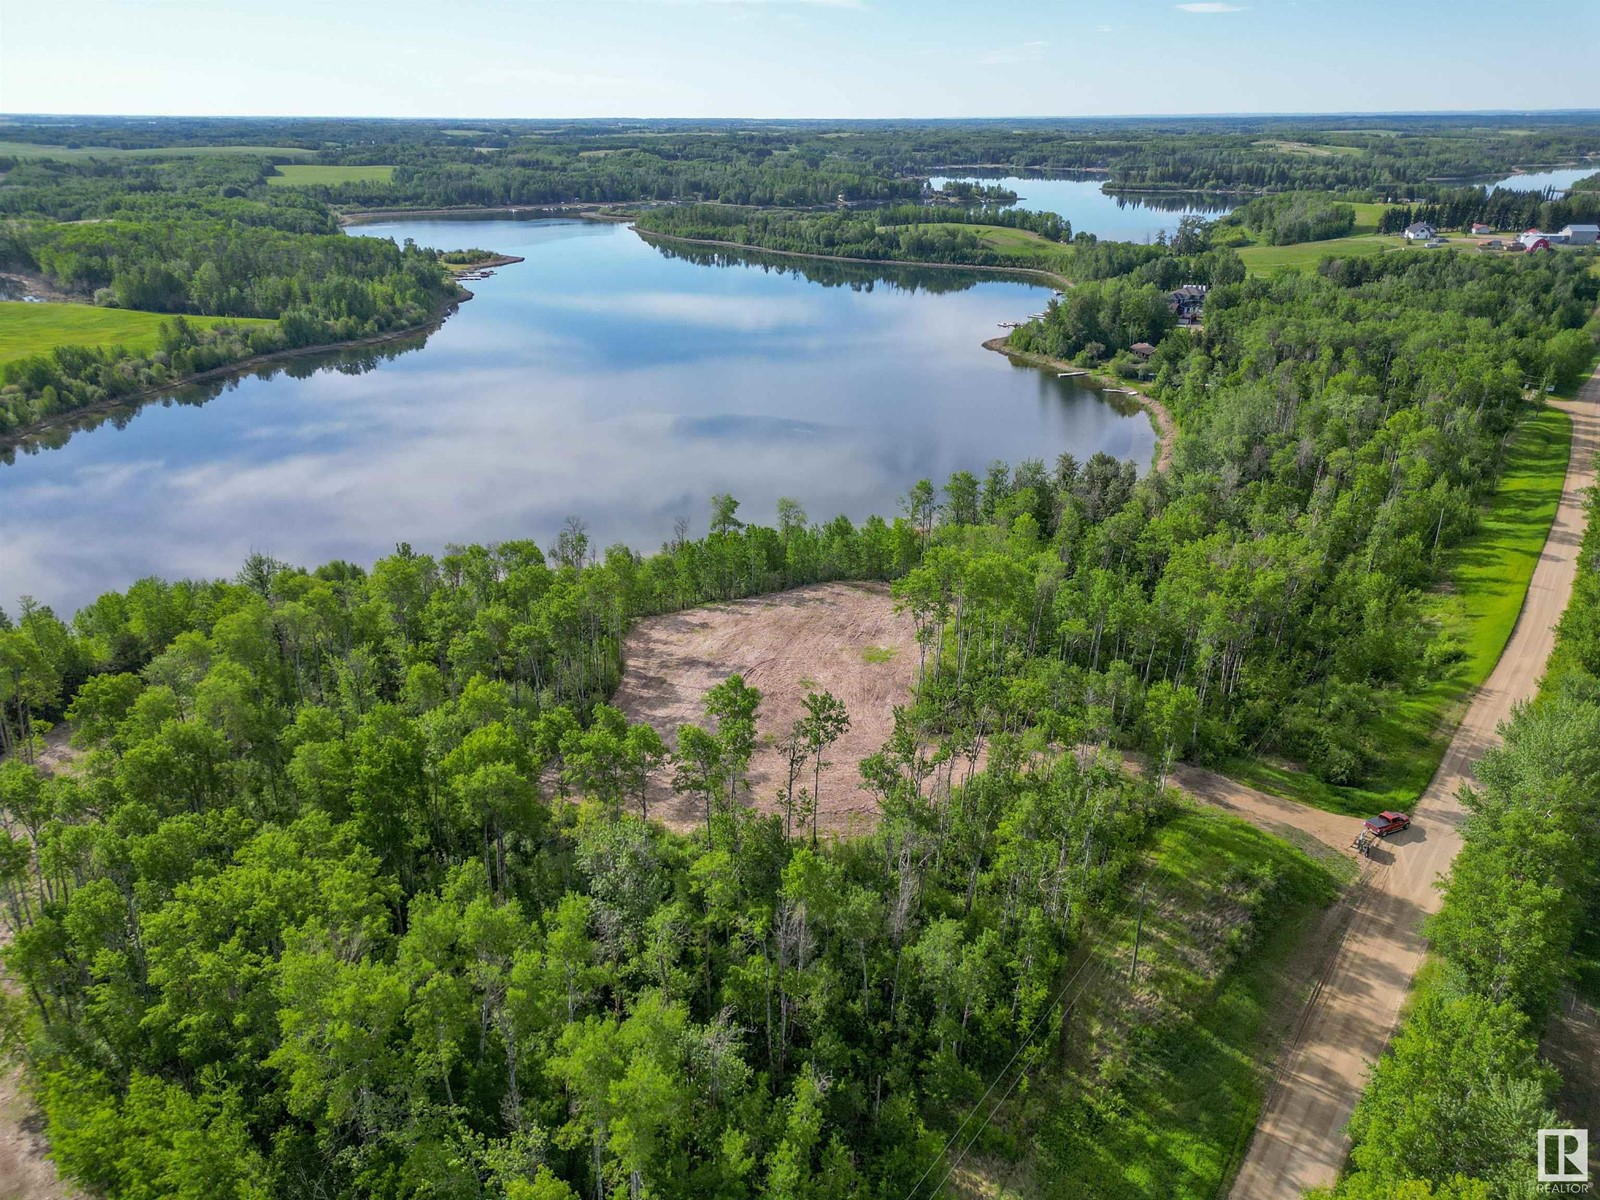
xmin=634 ymin=203 xmax=1068 ymax=269
xmin=6 ymin=116 xmax=1598 ymax=217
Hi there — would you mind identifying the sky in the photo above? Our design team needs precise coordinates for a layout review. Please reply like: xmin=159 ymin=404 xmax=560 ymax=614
xmin=2 ymin=0 xmax=1597 ymax=119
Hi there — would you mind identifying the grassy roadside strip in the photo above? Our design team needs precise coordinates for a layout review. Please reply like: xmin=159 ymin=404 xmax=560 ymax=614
xmin=1228 ymin=403 xmax=1574 ymax=816
xmin=1019 ymin=809 xmax=1350 ymax=1199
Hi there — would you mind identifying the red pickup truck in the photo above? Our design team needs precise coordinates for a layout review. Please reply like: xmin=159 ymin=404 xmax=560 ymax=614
xmin=1363 ymin=811 xmax=1412 ymax=837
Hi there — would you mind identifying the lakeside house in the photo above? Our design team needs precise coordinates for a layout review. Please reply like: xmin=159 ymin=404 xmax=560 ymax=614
xmin=1403 ymin=221 xmax=1436 ymax=241
xmin=1560 ymin=224 xmax=1599 ymax=245
xmin=1130 ymin=342 xmax=1157 ymax=359
xmin=1169 ymin=283 xmax=1207 ymax=321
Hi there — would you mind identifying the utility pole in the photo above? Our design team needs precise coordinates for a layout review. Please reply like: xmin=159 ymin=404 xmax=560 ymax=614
xmin=1128 ymin=880 xmax=1149 ymax=985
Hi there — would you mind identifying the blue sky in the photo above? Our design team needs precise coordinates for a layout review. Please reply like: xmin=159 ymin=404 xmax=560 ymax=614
xmin=3 ymin=0 xmax=1596 ymax=119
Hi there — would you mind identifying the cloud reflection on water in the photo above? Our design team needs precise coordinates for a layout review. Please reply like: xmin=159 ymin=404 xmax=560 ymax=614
xmin=0 ymin=219 xmax=1155 ymax=613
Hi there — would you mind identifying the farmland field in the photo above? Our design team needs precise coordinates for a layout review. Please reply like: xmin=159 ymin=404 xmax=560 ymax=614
xmin=267 ymin=164 xmax=396 ymax=187
xmin=1236 ymin=233 xmax=1398 ymax=274
xmin=0 ymin=302 xmax=276 ymax=368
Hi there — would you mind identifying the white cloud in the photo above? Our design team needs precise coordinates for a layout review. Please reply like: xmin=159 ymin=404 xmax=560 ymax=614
xmin=1176 ymin=2 xmax=1247 ymax=10
xmin=1096 ymin=23 xmax=1113 ymax=32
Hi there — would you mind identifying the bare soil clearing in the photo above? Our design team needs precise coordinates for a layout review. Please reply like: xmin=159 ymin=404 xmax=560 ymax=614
xmin=0 ymin=1049 xmax=77 ymax=1200
xmin=1230 ymin=371 xmax=1600 ymax=1198
xmin=1543 ymin=989 xmax=1600 ymax=1135
xmin=612 ymin=582 xmax=920 ymax=834
xmin=0 ymin=728 xmax=80 ymax=1200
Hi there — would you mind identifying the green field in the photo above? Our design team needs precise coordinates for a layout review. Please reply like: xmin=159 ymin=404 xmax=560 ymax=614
xmin=1347 ymin=201 xmax=1393 ymax=234
xmin=267 ymin=163 xmax=396 ymax=187
xmin=1231 ymin=404 xmax=1574 ymax=815
xmin=1236 ymin=233 xmax=1399 ymax=274
xmin=0 ymin=302 xmax=276 ymax=368
xmin=1027 ymin=810 xmax=1349 ymax=1197
xmin=0 ymin=140 xmax=313 ymax=162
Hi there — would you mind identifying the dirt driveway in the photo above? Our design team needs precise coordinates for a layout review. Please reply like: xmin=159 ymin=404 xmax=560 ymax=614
xmin=1229 ymin=374 xmax=1600 ymax=1198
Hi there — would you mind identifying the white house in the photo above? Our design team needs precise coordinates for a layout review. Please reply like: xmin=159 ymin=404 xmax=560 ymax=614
xmin=1560 ymin=224 xmax=1599 ymax=246
xmin=1402 ymin=221 xmax=1436 ymax=241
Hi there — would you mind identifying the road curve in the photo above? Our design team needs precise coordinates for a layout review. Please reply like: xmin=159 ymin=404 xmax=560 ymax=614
xmin=1228 ymin=369 xmax=1600 ymax=1198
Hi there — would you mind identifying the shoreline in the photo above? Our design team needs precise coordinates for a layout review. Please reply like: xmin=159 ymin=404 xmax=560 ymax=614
xmin=1 ymin=291 xmax=468 ymax=450
xmin=633 ymin=227 xmax=1073 ymax=289
xmin=339 ymin=203 xmax=632 ymax=226
xmin=442 ymin=253 xmax=525 ymax=274
xmin=981 ymin=337 xmax=1176 ymax=475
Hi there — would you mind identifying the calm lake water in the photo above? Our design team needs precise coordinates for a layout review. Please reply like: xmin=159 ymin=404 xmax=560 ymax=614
xmin=0 ymin=218 xmax=1155 ymax=614
xmin=929 ymin=174 xmax=1237 ymax=242
xmin=1479 ymin=166 xmax=1598 ymax=194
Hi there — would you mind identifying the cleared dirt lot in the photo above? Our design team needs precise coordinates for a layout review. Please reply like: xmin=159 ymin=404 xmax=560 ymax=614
xmin=612 ymin=581 xmax=919 ymax=834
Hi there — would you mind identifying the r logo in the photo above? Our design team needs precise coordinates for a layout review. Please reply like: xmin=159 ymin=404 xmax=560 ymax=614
xmin=1538 ymin=1128 xmax=1589 ymax=1184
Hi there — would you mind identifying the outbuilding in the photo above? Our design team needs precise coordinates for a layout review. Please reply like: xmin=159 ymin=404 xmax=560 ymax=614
xmin=1560 ymin=224 xmax=1599 ymax=246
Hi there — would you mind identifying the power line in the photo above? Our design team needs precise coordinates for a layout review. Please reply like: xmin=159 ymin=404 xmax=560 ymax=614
xmin=900 ymin=863 xmax=1169 ymax=1200
xmin=921 ymin=881 xmax=1171 ymax=1200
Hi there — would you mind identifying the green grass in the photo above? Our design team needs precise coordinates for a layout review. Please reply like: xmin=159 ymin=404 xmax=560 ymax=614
xmin=267 ymin=164 xmax=396 ymax=187
xmin=1033 ymin=809 xmax=1348 ymax=1198
xmin=1229 ymin=404 xmax=1574 ymax=815
xmin=1236 ymin=233 xmax=1399 ymax=275
xmin=0 ymin=140 xmax=313 ymax=162
xmin=0 ymin=302 xmax=276 ymax=368
xmin=862 ymin=644 xmax=898 ymax=663
xmin=1347 ymin=201 xmax=1393 ymax=234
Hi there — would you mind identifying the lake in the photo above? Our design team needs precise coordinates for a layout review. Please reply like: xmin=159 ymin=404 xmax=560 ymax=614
xmin=0 ymin=218 xmax=1155 ymax=614
xmin=929 ymin=174 xmax=1238 ymax=242
xmin=1479 ymin=165 xmax=1598 ymax=194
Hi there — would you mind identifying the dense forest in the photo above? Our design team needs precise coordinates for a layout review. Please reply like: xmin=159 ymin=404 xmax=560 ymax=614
xmin=3 ymin=112 xmax=1600 ymax=1198
xmin=4 ymin=195 xmax=1597 ymax=1198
